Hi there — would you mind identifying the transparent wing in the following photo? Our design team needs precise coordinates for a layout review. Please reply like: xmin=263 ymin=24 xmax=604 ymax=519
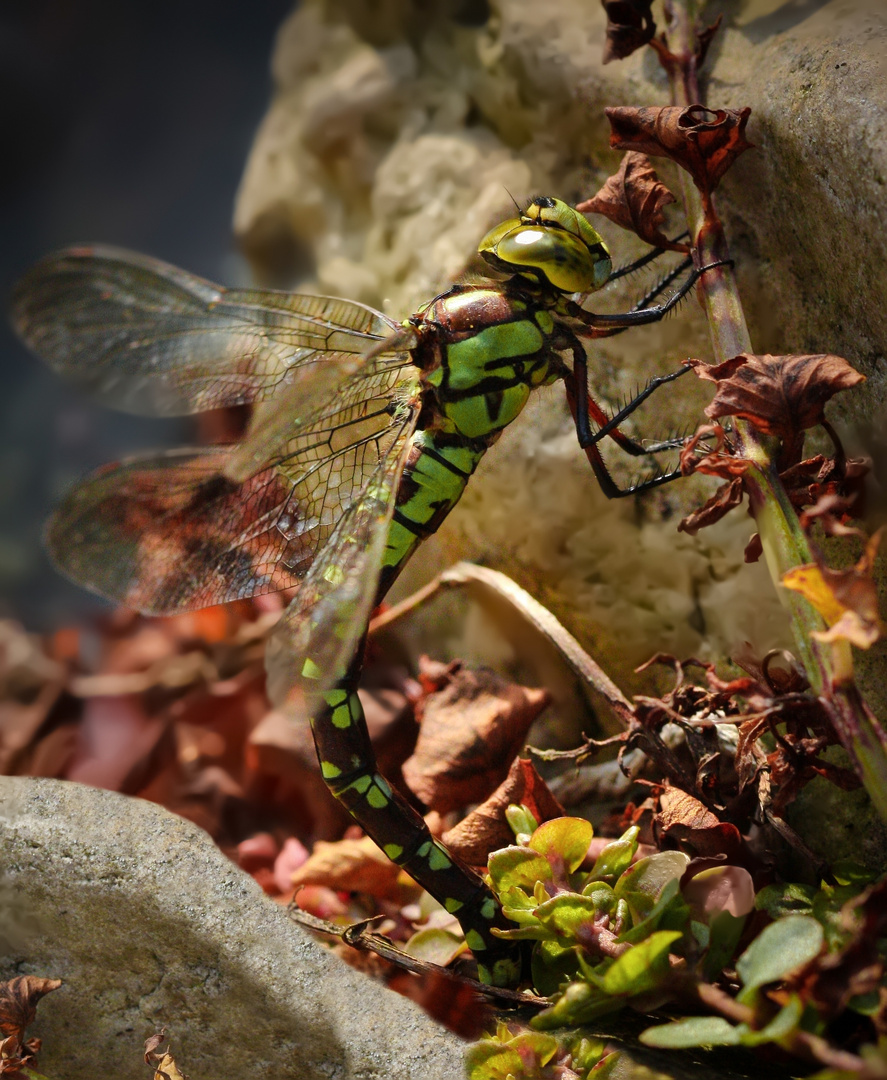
xmin=264 ymin=423 xmax=416 ymax=709
xmin=47 ymin=357 xmax=421 ymax=615
xmin=11 ymin=245 xmax=405 ymax=417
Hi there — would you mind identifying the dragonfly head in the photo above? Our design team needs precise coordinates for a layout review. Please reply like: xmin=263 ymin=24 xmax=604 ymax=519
xmin=478 ymin=197 xmax=612 ymax=294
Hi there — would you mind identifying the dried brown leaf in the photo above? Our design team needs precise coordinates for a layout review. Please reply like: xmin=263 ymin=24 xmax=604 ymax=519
xmin=655 ymin=787 xmax=745 ymax=861
xmin=289 ymin=835 xmax=414 ymax=902
xmin=144 ymin=1030 xmax=168 ymax=1064
xmin=402 ymin=663 xmax=549 ymax=814
xmin=606 ymin=105 xmax=753 ymax=196
xmin=678 ymin=476 xmax=744 ymax=536
xmin=701 ymin=353 xmax=864 ymax=445
xmin=442 ymin=756 xmax=565 ymax=866
xmin=0 ymin=976 xmax=61 ymax=1044
xmin=600 ymin=0 xmax=656 ymax=62
xmin=577 ymin=152 xmax=687 ymax=251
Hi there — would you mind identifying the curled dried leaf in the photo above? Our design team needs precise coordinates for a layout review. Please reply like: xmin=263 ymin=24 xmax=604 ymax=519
xmin=289 ymin=835 xmax=413 ymax=902
xmin=403 ymin=664 xmax=549 ymax=814
xmin=0 ymin=976 xmax=62 ymax=1044
xmin=577 ymin=153 xmax=687 ymax=251
xmin=600 ymin=0 xmax=656 ymax=62
xmin=678 ymin=476 xmax=744 ymax=536
xmin=442 ymin=756 xmax=565 ymax=866
xmin=701 ymin=353 xmax=864 ymax=448
xmin=606 ymin=105 xmax=753 ymax=197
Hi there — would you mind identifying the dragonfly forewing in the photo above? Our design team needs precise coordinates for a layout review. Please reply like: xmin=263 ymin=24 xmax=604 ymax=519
xmin=11 ymin=245 xmax=405 ymax=417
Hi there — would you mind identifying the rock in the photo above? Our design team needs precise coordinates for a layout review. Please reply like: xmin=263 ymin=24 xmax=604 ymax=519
xmin=0 ymin=776 xmax=467 ymax=1080
xmin=230 ymin=0 xmax=887 ymax=731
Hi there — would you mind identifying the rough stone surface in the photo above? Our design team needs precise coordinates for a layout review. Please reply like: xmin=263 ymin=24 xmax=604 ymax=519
xmin=232 ymin=0 xmax=887 ymax=732
xmin=0 ymin=777 xmax=467 ymax=1080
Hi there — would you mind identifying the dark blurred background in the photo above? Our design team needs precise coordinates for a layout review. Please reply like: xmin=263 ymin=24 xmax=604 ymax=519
xmin=0 ymin=0 xmax=292 ymax=628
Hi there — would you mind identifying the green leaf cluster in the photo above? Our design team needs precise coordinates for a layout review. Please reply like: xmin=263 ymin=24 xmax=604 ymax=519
xmin=465 ymin=1021 xmax=619 ymax=1080
xmin=486 ymin=814 xmax=738 ymax=1028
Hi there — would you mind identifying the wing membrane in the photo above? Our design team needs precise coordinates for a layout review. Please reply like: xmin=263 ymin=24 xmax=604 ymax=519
xmin=47 ymin=358 xmax=421 ymax=615
xmin=11 ymin=245 xmax=404 ymax=416
xmin=265 ymin=423 xmax=415 ymax=708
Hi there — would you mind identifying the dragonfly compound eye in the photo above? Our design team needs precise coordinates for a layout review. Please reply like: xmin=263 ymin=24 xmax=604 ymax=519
xmin=478 ymin=197 xmax=612 ymax=294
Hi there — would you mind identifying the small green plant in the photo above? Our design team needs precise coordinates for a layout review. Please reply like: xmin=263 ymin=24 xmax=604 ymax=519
xmin=468 ymin=807 xmax=887 ymax=1078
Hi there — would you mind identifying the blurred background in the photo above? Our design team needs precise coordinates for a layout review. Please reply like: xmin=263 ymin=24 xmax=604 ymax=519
xmin=0 ymin=0 xmax=291 ymax=628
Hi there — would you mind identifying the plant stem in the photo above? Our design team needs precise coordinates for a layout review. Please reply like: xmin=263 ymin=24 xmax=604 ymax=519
xmin=659 ymin=0 xmax=887 ymax=819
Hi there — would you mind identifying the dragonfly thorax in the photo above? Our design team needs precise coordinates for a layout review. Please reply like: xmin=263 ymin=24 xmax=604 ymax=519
xmin=413 ymin=283 xmax=558 ymax=443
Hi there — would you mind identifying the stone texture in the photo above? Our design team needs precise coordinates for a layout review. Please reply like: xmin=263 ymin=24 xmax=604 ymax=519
xmin=231 ymin=0 xmax=887 ymax=733
xmin=0 ymin=776 xmax=467 ymax=1080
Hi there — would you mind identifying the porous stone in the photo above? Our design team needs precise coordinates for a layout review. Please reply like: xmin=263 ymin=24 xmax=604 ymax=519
xmin=0 ymin=776 xmax=467 ymax=1080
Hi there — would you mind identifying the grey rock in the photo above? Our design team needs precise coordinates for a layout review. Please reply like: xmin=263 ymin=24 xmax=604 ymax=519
xmin=0 ymin=776 xmax=467 ymax=1080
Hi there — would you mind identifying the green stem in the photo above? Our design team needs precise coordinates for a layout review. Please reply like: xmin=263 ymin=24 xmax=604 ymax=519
xmin=659 ymin=0 xmax=887 ymax=820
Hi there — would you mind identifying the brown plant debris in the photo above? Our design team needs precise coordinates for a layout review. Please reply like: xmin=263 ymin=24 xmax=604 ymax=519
xmin=442 ymin=756 xmax=565 ymax=866
xmin=402 ymin=660 xmax=550 ymax=814
xmin=577 ymin=152 xmax=688 ymax=252
xmin=600 ymin=0 xmax=656 ymax=63
xmin=606 ymin=105 xmax=753 ymax=198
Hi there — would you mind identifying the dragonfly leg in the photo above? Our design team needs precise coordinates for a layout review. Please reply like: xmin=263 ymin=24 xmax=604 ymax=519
xmin=306 ymin=647 xmax=522 ymax=987
xmin=565 ymin=340 xmax=692 ymax=499
xmin=569 ymin=258 xmax=732 ymax=335
xmin=606 ymin=231 xmax=690 ymax=283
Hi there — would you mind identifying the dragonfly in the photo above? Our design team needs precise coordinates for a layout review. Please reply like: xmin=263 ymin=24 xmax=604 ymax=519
xmin=12 ymin=197 xmax=716 ymax=986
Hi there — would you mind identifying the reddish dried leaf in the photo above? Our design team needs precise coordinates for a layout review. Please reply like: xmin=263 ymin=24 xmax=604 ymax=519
xmin=678 ymin=476 xmax=744 ymax=536
xmin=678 ymin=419 xmax=752 ymax=480
xmin=442 ymin=756 xmax=565 ymax=866
xmin=606 ymin=105 xmax=753 ymax=197
xmin=0 ymin=976 xmax=61 ymax=1044
xmin=402 ymin=664 xmax=549 ymax=814
xmin=289 ymin=835 xmax=415 ymax=902
xmin=655 ymin=787 xmax=744 ymax=861
xmin=701 ymin=353 xmax=865 ymax=443
xmin=601 ymin=0 xmax=656 ymax=62
xmin=799 ymin=492 xmax=863 ymax=538
xmin=577 ymin=153 xmax=687 ymax=251
xmin=388 ymin=969 xmax=494 ymax=1040
xmin=743 ymin=532 xmax=763 ymax=564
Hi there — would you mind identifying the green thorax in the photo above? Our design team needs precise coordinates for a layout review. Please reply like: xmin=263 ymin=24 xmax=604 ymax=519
xmin=379 ymin=281 xmax=562 ymax=589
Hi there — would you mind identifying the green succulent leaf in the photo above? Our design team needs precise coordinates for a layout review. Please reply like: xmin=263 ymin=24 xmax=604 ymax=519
xmin=488 ymin=846 xmax=553 ymax=892
xmin=737 ymin=993 xmax=804 ymax=1047
xmin=703 ymin=910 xmax=746 ymax=981
xmin=534 ymin=893 xmax=599 ymax=941
xmin=755 ymin=882 xmax=817 ymax=919
xmin=529 ymin=817 xmax=594 ymax=874
xmin=585 ymin=827 xmax=640 ymax=884
xmin=531 ymin=981 xmax=622 ymax=1029
xmin=640 ymin=1015 xmax=742 ymax=1048
xmin=618 ymin=877 xmax=688 ymax=944
xmin=531 ymin=938 xmax=582 ymax=996
xmin=614 ymin=851 xmax=690 ymax=923
xmin=505 ymin=803 xmax=539 ymax=840
xmin=464 ymin=1040 xmax=523 ymax=1080
xmin=580 ymin=880 xmax=617 ymax=914
xmin=602 ymin=930 xmax=682 ymax=996
xmin=736 ymin=915 xmax=824 ymax=1004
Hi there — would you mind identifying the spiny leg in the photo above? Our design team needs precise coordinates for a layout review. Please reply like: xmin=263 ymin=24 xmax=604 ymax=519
xmin=305 ymin=645 xmax=522 ymax=987
xmin=563 ymin=335 xmax=693 ymax=499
